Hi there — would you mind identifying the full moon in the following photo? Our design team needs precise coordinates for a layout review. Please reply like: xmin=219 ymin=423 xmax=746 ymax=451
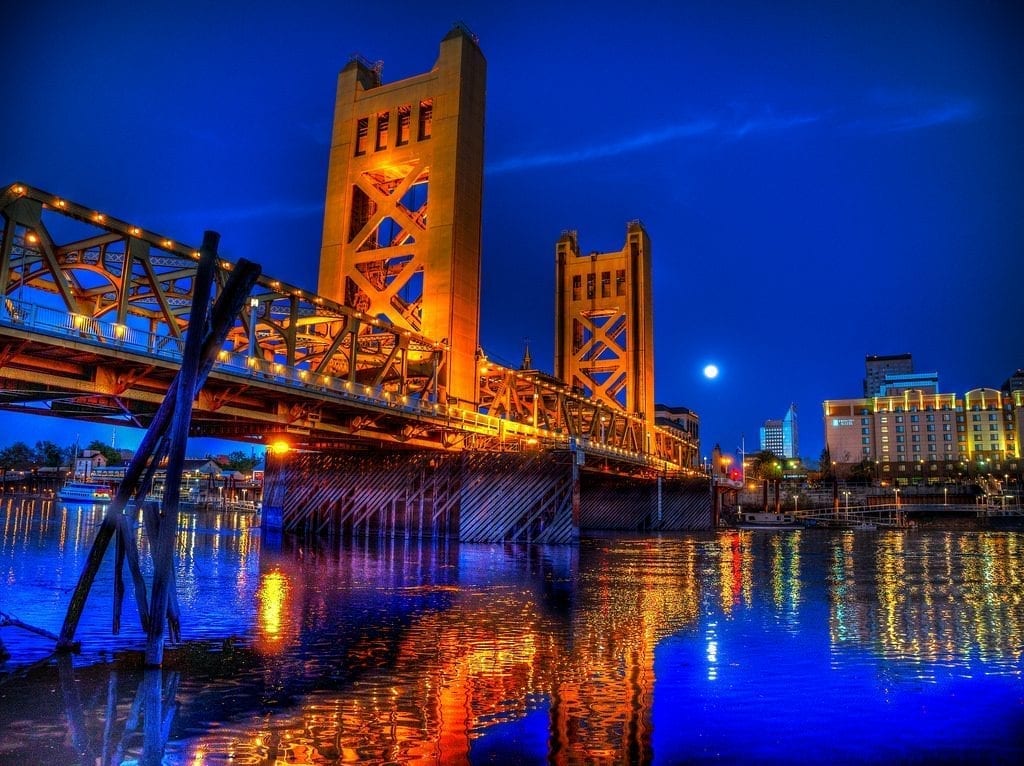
xmin=703 ymin=364 xmax=719 ymax=379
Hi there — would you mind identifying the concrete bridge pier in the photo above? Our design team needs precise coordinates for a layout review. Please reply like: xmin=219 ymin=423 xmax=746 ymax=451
xmin=262 ymin=448 xmax=581 ymax=544
xmin=262 ymin=450 xmax=714 ymax=543
xmin=579 ymin=473 xmax=713 ymax=532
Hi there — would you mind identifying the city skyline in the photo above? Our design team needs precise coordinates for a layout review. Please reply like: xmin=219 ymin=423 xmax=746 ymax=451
xmin=2 ymin=0 xmax=1022 ymax=461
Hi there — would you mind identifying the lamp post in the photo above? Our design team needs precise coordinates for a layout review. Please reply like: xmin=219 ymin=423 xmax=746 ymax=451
xmin=843 ymin=490 xmax=850 ymax=518
xmin=943 ymin=486 xmax=948 ymax=506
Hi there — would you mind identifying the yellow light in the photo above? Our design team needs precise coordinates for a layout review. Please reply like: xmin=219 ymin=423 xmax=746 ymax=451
xmin=270 ymin=440 xmax=290 ymax=454
xmin=56 ymin=199 xmax=66 ymax=208
xmin=25 ymin=232 xmax=38 ymax=244
xmin=93 ymin=212 xmax=106 ymax=223
xmin=163 ymin=239 xmax=173 ymax=248
xmin=130 ymin=227 xmax=141 ymax=236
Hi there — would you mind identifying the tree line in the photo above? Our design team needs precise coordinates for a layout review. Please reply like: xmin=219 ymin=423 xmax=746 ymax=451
xmin=0 ymin=439 xmax=262 ymax=481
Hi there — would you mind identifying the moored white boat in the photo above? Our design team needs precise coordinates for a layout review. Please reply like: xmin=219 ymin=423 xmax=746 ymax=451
xmin=737 ymin=511 xmax=803 ymax=530
xmin=58 ymin=481 xmax=112 ymax=504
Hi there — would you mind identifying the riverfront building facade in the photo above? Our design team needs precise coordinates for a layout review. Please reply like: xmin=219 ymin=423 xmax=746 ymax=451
xmin=823 ymin=384 xmax=1022 ymax=481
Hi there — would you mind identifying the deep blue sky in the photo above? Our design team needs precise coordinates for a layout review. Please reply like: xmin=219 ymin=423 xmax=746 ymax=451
xmin=3 ymin=0 xmax=1022 ymax=462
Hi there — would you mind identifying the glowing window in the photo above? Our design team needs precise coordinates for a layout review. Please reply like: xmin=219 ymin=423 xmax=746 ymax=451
xmin=418 ymin=99 xmax=433 ymax=140
xmin=355 ymin=117 xmax=369 ymax=155
xmin=375 ymin=111 xmax=389 ymax=151
xmin=397 ymin=105 xmax=411 ymax=145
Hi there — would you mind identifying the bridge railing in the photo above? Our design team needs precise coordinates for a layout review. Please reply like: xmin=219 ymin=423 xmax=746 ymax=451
xmin=0 ymin=296 xmax=567 ymax=447
xmin=2 ymin=296 xmax=691 ymax=471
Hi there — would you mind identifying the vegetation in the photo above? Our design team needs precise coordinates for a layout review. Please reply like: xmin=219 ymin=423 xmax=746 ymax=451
xmin=220 ymin=450 xmax=262 ymax=475
xmin=83 ymin=439 xmax=122 ymax=465
xmin=746 ymin=449 xmax=781 ymax=482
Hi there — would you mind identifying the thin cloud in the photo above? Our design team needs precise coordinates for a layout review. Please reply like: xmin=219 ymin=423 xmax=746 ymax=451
xmin=487 ymin=111 xmax=821 ymax=175
xmin=874 ymin=100 xmax=977 ymax=133
xmin=488 ymin=119 xmax=718 ymax=174
xmin=845 ymin=93 xmax=978 ymax=134
xmin=487 ymin=93 xmax=977 ymax=174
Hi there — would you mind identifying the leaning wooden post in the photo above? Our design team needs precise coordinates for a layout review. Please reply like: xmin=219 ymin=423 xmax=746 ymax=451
xmin=144 ymin=231 xmax=217 ymax=667
xmin=58 ymin=251 xmax=261 ymax=650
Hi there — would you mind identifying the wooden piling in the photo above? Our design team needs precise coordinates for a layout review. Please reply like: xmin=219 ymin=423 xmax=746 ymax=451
xmin=57 ymin=241 xmax=261 ymax=654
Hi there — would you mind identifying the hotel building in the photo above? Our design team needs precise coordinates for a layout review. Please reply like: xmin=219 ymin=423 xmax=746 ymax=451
xmin=823 ymin=384 xmax=1022 ymax=482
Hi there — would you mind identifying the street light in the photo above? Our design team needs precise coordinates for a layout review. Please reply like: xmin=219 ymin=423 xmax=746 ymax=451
xmin=843 ymin=490 xmax=850 ymax=515
xmin=943 ymin=486 xmax=948 ymax=506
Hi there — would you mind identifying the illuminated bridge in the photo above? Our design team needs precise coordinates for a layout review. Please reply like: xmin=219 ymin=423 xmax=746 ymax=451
xmin=0 ymin=29 xmax=711 ymax=543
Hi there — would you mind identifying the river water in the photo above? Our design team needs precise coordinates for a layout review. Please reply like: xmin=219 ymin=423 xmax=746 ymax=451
xmin=0 ymin=496 xmax=1022 ymax=764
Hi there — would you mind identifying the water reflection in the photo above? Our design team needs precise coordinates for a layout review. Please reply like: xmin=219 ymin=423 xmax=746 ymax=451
xmin=1 ymin=498 xmax=1023 ymax=764
xmin=828 ymin=530 xmax=1024 ymax=673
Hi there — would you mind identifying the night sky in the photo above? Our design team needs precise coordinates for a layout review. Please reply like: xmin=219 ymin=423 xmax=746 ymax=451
xmin=3 ymin=0 xmax=1022 ymax=462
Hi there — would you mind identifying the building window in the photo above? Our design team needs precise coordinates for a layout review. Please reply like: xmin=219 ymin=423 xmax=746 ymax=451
xmin=601 ymin=271 xmax=611 ymax=298
xmin=375 ymin=111 xmax=390 ymax=151
xmin=586 ymin=273 xmax=595 ymax=299
xmin=397 ymin=104 xmax=411 ymax=145
xmin=615 ymin=269 xmax=626 ymax=296
xmin=418 ymin=99 xmax=433 ymax=140
xmin=572 ymin=275 xmax=581 ymax=301
xmin=355 ymin=117 xmax=369 ymax=155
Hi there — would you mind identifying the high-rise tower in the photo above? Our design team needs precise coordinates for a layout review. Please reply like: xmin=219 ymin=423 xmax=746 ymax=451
xmin=318 ymin=26 xmax=486 ymax=404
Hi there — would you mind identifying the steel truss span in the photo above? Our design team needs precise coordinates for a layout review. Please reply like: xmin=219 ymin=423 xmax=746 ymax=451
xmin=1 ymin=182 xmax=694 ymax=475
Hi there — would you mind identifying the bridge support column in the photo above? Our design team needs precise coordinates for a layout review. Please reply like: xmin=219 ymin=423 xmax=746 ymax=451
xmin=260 ymin=448 xmax=581 ymax=544
xmin=579 ymin=474 xmax=712 ymax=531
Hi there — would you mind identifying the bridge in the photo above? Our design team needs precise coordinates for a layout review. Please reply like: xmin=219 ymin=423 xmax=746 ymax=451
xmin=0 ymin=28 xmax=710 ymax=543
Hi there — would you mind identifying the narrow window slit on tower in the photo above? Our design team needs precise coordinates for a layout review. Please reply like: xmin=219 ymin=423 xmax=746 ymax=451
xmin=376 ymin=111 xmax=390 ymax=151
xmin=397 ymin=105 xmax=411 ymax=145
xmin=418 ymin=99 xmax=433 ymax=140
xmin=355 ymin=117 xmax=369 ymax=156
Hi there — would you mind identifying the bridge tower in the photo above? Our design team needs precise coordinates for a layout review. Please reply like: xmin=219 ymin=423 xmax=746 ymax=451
xmin=318 ymin=26 xmax=486 ymax=405
xmin=555 ymin=221 xmax=655 ymax=445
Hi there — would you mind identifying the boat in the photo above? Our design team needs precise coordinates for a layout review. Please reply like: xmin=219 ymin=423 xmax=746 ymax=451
xmin=736 ymin=511 xmax=803 ymax=530
xmin=58 ymin=481 xmax=113 ymax=504
xmin=852 ymin=522 xmax=877 ymax=531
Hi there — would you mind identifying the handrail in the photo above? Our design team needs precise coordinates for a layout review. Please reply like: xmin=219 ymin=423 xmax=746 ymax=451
xmin=2 ymin=297 xmax=674 ymax=469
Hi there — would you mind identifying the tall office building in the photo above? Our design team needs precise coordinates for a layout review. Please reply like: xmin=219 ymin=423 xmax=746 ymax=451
xmin=760 ymin=403 xmax=798 ymax=458
xmin=864 ymin=353 xmax=914 ymax=397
